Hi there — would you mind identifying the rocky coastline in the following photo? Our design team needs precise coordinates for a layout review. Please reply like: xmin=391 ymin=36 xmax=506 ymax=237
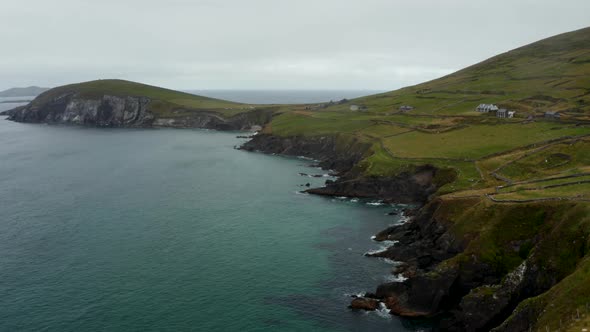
xmin=6 ymin=96 xmax=582 ymax=331
xmin=240 ymin=133 xmax=579 ymax=332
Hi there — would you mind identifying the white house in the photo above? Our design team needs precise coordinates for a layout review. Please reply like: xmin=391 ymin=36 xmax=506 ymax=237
xmin=350 ymin=105 xmax=359 ymax=111
xmin=476 ymin=104 xmax=499 ymax=113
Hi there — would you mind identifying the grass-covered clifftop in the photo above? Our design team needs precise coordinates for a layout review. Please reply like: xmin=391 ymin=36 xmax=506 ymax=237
xmin=6 ymin=79 xmax=277 ymax=129
xmin=31 ymin=79 xmax=253 ymax=117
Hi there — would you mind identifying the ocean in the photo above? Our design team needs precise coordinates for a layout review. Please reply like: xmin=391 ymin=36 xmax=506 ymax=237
xmin=0 ymin=94 xmax=418 ymax=331
xmin=184 ymin=90 xmax=384 ymax=104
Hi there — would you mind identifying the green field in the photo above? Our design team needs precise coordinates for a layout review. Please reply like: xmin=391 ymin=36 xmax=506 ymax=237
xmin=383 ymin=122 xmax=588 ymax=159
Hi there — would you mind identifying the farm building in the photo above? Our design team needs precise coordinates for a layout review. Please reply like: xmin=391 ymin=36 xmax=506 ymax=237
xmin=476 ymin=104 xmax=499 ymax=113
xmin=350 ymin=105 xmax=367 ymax=112
xmin=399 ymin=105 xmax=414 ymax=112
xmin=496 ymin=109 xmax=515 ymax=118
xmin=545 ymin=111 xmax=561 ymax=119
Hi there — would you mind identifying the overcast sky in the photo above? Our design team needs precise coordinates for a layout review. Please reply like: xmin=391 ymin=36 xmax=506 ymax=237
xmin=0 ymin=0 xmax=588 ymax=91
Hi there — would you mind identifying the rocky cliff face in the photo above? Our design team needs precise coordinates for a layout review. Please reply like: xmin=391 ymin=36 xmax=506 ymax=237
xmin=241 ymin=134 xmax=444 ymax=204
xmin=240 ymin=134 xmax=370 ymax=173
xmin=355 ymin=198 xmax=590 ymax=332
xmin=5 ymin=93 xmax=273 ymax=130
xmin=7 ymin=93 xmax=154 ymax=127
xmin=306 ymin=165 xmax=438 ymax=204
xmin=152 ymin=108 xmax=273 ymax=131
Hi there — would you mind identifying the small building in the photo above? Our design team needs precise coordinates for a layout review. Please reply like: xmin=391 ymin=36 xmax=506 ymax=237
xmin=476 ymin=104 xmax=499 ymax=113
xmin=545 ymin=111 xmax=561 ymax=120
xmin=399 ymin=105 xmax=414 ymax=112
xmin=350 ymin=105 xmax=368 ymax=112
xmin=496 ymin=109 xmax=515 ymax=118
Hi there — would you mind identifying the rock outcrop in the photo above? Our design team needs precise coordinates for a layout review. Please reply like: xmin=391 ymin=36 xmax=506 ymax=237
xmin=7 ymin=93 xmax=154 ymax=127
xmin=349 ymin=297 xmax=380 ymax=311
xmin=240 ymin=134 xmax=370 ymax=173
xmin=306 ymin=165 xmax=439 ymax=204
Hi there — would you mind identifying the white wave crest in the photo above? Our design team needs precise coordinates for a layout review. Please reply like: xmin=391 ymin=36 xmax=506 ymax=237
xmin=375 ymin=303 xmax=392 ymax=319
xmin=380 ymin=258 xmax=398 ymax=265
xmin=384 ymin=274 xmax=408 ymax=283
xmin=364 ymin=240 xmax=398 ymax=255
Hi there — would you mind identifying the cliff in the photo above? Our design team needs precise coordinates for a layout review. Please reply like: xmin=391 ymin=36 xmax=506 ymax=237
xmin=3 ymin=79 xmax=274 ymax=130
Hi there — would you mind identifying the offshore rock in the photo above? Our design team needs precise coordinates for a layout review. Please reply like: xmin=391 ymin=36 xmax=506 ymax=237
xmin=306 ymin=165 xmax=438 ymax=204
xmin=348 ymin=297 xmax=380 ymax=311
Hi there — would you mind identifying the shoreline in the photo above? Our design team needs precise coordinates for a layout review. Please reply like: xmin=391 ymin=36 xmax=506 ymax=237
xmin=239 ymin=133 xmax=584 ymax=331
xmin=4 ymin=111 xmax=587 ymax=331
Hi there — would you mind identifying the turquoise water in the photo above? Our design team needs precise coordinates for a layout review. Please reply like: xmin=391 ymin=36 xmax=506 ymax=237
xmin=0 ymin=111 xmax=414 ymax=331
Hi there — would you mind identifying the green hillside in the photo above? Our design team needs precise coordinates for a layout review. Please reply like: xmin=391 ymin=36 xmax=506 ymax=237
xmin=258 ymin=27 xmax=590 ymax=330
xmin=264 ymin=27 xmax=590 ymax=193
xmin=330 ymin=26 xmax=590 ymax=117
xmin=32 ymin=79 xmax=252 ymax=117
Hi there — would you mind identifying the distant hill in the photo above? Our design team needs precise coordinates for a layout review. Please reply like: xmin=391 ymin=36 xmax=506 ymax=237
xmin=4 ymin=79 xmax=273 ymax=129
xmin=0 ymin=86 xmax=49 ymax=97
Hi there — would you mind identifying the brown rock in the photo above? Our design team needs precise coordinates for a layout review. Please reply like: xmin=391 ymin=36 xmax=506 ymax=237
xmin=348 ymin=297 xmax=380 ymax=311
xmin=383 ymin=296 xmax=429 ymax=317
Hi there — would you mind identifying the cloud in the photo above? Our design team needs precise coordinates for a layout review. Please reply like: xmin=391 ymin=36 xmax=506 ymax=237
xmin=0 ymin=0 xmax=588 ymax=90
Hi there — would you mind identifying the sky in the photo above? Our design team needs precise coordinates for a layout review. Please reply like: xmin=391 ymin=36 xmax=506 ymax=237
xmin=0 ymin=0 xmax=589 ymax=91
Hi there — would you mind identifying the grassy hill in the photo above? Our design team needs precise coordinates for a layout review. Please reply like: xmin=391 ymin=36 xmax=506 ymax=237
xmin=31 ymin=79 xmax=254 ymax=117
xmin=0 ymin=86 xmax=49 ymax=97
xmin=328 ymin=26 xmax=590 ymax=118
xmin=258 ymin=27 xmax=590 ymax=330
xmin=264 ymin=27 xmax=590 ymax=193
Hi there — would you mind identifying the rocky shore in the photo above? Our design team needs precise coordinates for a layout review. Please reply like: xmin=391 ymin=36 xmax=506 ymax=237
xmin=240 ymin=133 xmax=586 ymax=332
xmin=7 ymin=94 xmax=584 ymax=331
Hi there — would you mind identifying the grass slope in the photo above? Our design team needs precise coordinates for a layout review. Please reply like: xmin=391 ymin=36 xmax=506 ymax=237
xmin=334 ymin=26 xmax=590 ymax=118
xmin=265 ymin=27 xmax=590 ymax=194
xmin=32 ymin=79 xmax=254 ymax=117
xmin=259 ymin=27 xmax=590 ymax=329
